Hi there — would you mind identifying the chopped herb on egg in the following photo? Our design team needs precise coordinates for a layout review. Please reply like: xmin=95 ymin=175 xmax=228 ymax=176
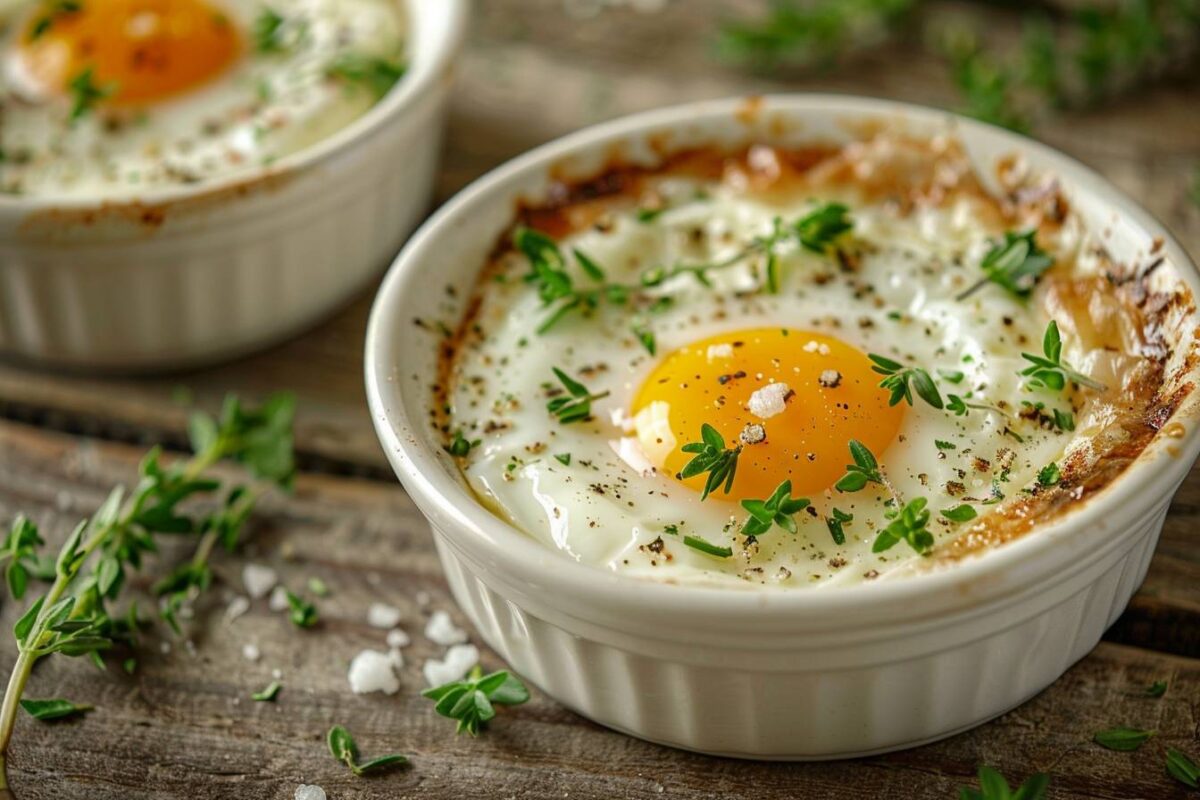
xmin=445 ymin=430 xmax=480 ymax=458
xmin=825 ymin=508 xmax=852 ymax=545
xmin=678 ymin=424 xmax=742 ymax=500
xmin=1020 ymin=321 xmax=1107 ymax=392
xmin=957 ymin=229 xmax=1054 ymax=301
xmin=934 ymin=439 xmax=957 ymax=450
xmin=253 ymin=7 xmax=289 ymax=53
xmin=1037 ymin=462 xmax=1062 ymax=487
xmin=872 ymin=497 xmax=934 ymax=555
xmin=553 ymin=453 xmax=572 ymax=466
xmin=835 ymin=439 xmax=887 ymax=493
xmin=940 ymin=504 xmax=978 ymax=523
xmin=869 ymin=354 xmax=943 ymax=409
xmin=546 ymin=368 xmax=609 ymax=424
xmin=326 ymin=53 xmax=407 ymax=99
xmin=67 ymin=67 xmax=116 ymax=122
xmin=740 ymin=481 xmax=810 ymax=536
xmin=683 ymin=535 xmax=733 ymax=558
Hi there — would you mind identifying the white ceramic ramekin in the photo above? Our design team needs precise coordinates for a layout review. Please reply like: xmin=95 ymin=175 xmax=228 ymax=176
xmin=365 ymin=96 xmax=1200 ymax=759
xmin=0 ymin=0 xmax=465 ymax=372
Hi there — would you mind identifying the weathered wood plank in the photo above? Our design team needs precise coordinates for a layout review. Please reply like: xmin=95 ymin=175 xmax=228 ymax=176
xmin=0 ymin=420 xmax=1197 ymax=799
xmin=1 ymin=0 xmax=1197 ymax=473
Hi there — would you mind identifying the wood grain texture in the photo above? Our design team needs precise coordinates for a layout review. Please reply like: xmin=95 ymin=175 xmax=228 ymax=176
xmin=0 ymin=420 xmax=1197 ymax=800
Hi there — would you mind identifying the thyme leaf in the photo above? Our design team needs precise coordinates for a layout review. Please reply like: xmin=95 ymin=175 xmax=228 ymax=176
xmin=422 ymin=666 xmax=530 ymax=736
xmin=677 ymin=424 xmax=742 ymax=500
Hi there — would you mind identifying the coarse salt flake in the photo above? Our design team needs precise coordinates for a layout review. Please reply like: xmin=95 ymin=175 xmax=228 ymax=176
xmin=241 ymin=564 xmax=277 ymax=599
xmin=425 ymin=610 xmax=468 ymax=646
xmin=803 ymin=340 xmax=831 ymax=356
xmin=242 ymin=643 xmax=260 ymax=662
xmin=748 ymin=382 xmax=792 ymax=419
xmin=347 ymin=649 xmax=400 ymax=695
xmin=819 ymin=369 xmax=842 ymax=388
xmin=268 ymin=585 xmax=290 ymax=612
xmin=295 ymin=786 xmax=326 ymax=800
xmin=386 ymin=628 xmax=411 ymax=649
xmin=706 ymin=343 xmax=734 ymax=361
xmin=423 ymin=643 xmax=479 ymax=687
xmin=367 ymin=602 xmax=402 ymax=629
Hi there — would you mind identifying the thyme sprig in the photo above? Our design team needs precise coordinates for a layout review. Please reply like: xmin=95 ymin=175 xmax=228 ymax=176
xmin=517 ymin=203 xmax=852 ymax=333
xmin=835 ymin=439 xmax=887 ymax=493
xmin=872 ymin=497 xmax=934 ymax=555
xmin=678 ymin=424 xmax=742 ymax=500
xmin=546 ymin=368 xmax=609 ymax=424
xmin=422 ymin=666 xmax=530 ymax=736
xmin=0 ymin=394 xmax=295 ymax=791
xmin=67 ymin=67 xmax=116 ymax=122
xmin=327 ymin=725 xmax=408 ymax=775
xmin=957 ymin=230 xmax=1054 ymax=301
xmin=740 ymin=481 xmax=810 ymax=536
xmin=1020 ymin=321 xmax=1107 ymax=392
xmin=869 ymin=354 xmax=943 ymax=409
xmin=326 ymin=53 xmax=407 ymax=99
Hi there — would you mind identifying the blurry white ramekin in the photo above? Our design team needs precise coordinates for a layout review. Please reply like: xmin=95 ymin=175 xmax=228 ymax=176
xmin=365 ymin=96 xmax=1200 ymax=759
xmin=0 ymin=0 xmax=466 ymax=371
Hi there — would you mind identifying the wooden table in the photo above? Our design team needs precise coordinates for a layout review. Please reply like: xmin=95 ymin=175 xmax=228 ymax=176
xmin=2 ymin=2 xmax=1198 ymax=797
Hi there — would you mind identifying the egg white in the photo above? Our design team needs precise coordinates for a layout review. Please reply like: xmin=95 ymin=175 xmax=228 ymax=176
xmin=448 ymin=175 xmax=1099 ymax=589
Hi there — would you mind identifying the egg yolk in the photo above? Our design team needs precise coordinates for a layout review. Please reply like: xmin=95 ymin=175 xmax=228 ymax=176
xmin=18 ymin=0 xmax=241 ymax=106
xmin=632 ymin=328 xmax=904 ymax=501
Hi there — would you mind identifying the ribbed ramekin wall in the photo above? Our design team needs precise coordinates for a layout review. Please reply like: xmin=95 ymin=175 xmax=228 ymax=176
xmin=0 ymin=87 xmax=447 ymax=370
xmin=432 ymin=501 xmax=1168 ymax=759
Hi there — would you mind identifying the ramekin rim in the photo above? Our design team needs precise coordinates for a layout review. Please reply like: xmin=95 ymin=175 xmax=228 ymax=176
xmin=0 ymin=0 xmax=467 ymax=214
xmin=365 ymin=93 xmax=1200 ymax=621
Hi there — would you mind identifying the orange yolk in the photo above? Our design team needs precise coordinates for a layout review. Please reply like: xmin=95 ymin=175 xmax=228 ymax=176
xmin=18 ymin=0 xmax=241 ymax=106
xmin=632 ymin=328 xmax=904 ymax=501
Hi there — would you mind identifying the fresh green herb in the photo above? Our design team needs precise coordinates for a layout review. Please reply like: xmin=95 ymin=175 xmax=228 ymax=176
xmin=941 ymin=504 xmax=978 ymax=523
xmin=935 ymin=440 xmax=957 ymax=451
xmin=0 ymin=394 xmax=294 ymax=788
xmin=958 ymin=230 xmax=1054 ymax=301
xmin=869 ymin=354 xmax=943 ymax=409
xmin=327 ymin=724 xmax=408 ymax=775
xmin=740 ymin=481 xmax=810 ymax=536
xmin=67 ymin=67 xmax=116 ymax=122
xmin=0 ymin=517 xmax=53 ymax=600
xmin=825 ymin=508 xmax=852 ymax=545
xmin=717 ymin=0 xmax=914 ymax=69
xmin=636 ymin=207 xmax=664 ymax=223
xmin=28 ymin=0 xmax=82 ymax=40
xmin=445 ymin=429 xmax=480 ymax=458
xmin=1093 ymin=726 xmax=1155 ymax=752
xmin=546 ymin=368 xmax=609 ymax=424
xmin=422 ymin=667 xmax=530 ymax=736
xmin=253 ymin=7 xmax=288 ymax=52
xmin=794 ymin=202 xmax=853 ymax=254
xmin=943 ymin=29 xmax=1032 ymax=133
xmin=1146 ymin=680 xmax=1168 ymax=698
xmin=938 ymin=369 xmax=965 ymax=384
xmin=1053 ymin=408 xmax=1076 ymax=432
xmin=678 ymin=424 xmax=741 ymax=500
xmin=122 ymin=658 xmax=136 ymax=675
xmin=1037 ymin=462 xmax=1061 ymax=487
xmin=958 ymin=765 xmax=1050 ymax=800
xmin=326 ymin=53 xmax=406 ymax=99
xmin=553 ymin=453 xmax=571 ymax=466
xmin=835 ymin=439 xmax=885 ymax=493
xmin=518 ymin=205 xmax=851 ymax=333
xmin=251 ymin=681 xmax=282 ymax=702
xmin=284 ymin=591 xmax=317 ymax=628
xmin=683 ymin=535 xmax=733 ymax=558
xmin=946 ymin=394 xmax=1009 ymax=419
xmin=18 ymin=698 xmax=92 ymax=722
xmin=1167 ymin=747 xmax=1199 ymax=789
xmin=1020 ymin=321 xmax=1107 ymax=392
xmin=872 ymin=497 xmax=934 ymax=555
xmin=307 ymin=577 xmax=329 ymax=597
xmin=633 ymin=325 xmax=656 ymax=355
